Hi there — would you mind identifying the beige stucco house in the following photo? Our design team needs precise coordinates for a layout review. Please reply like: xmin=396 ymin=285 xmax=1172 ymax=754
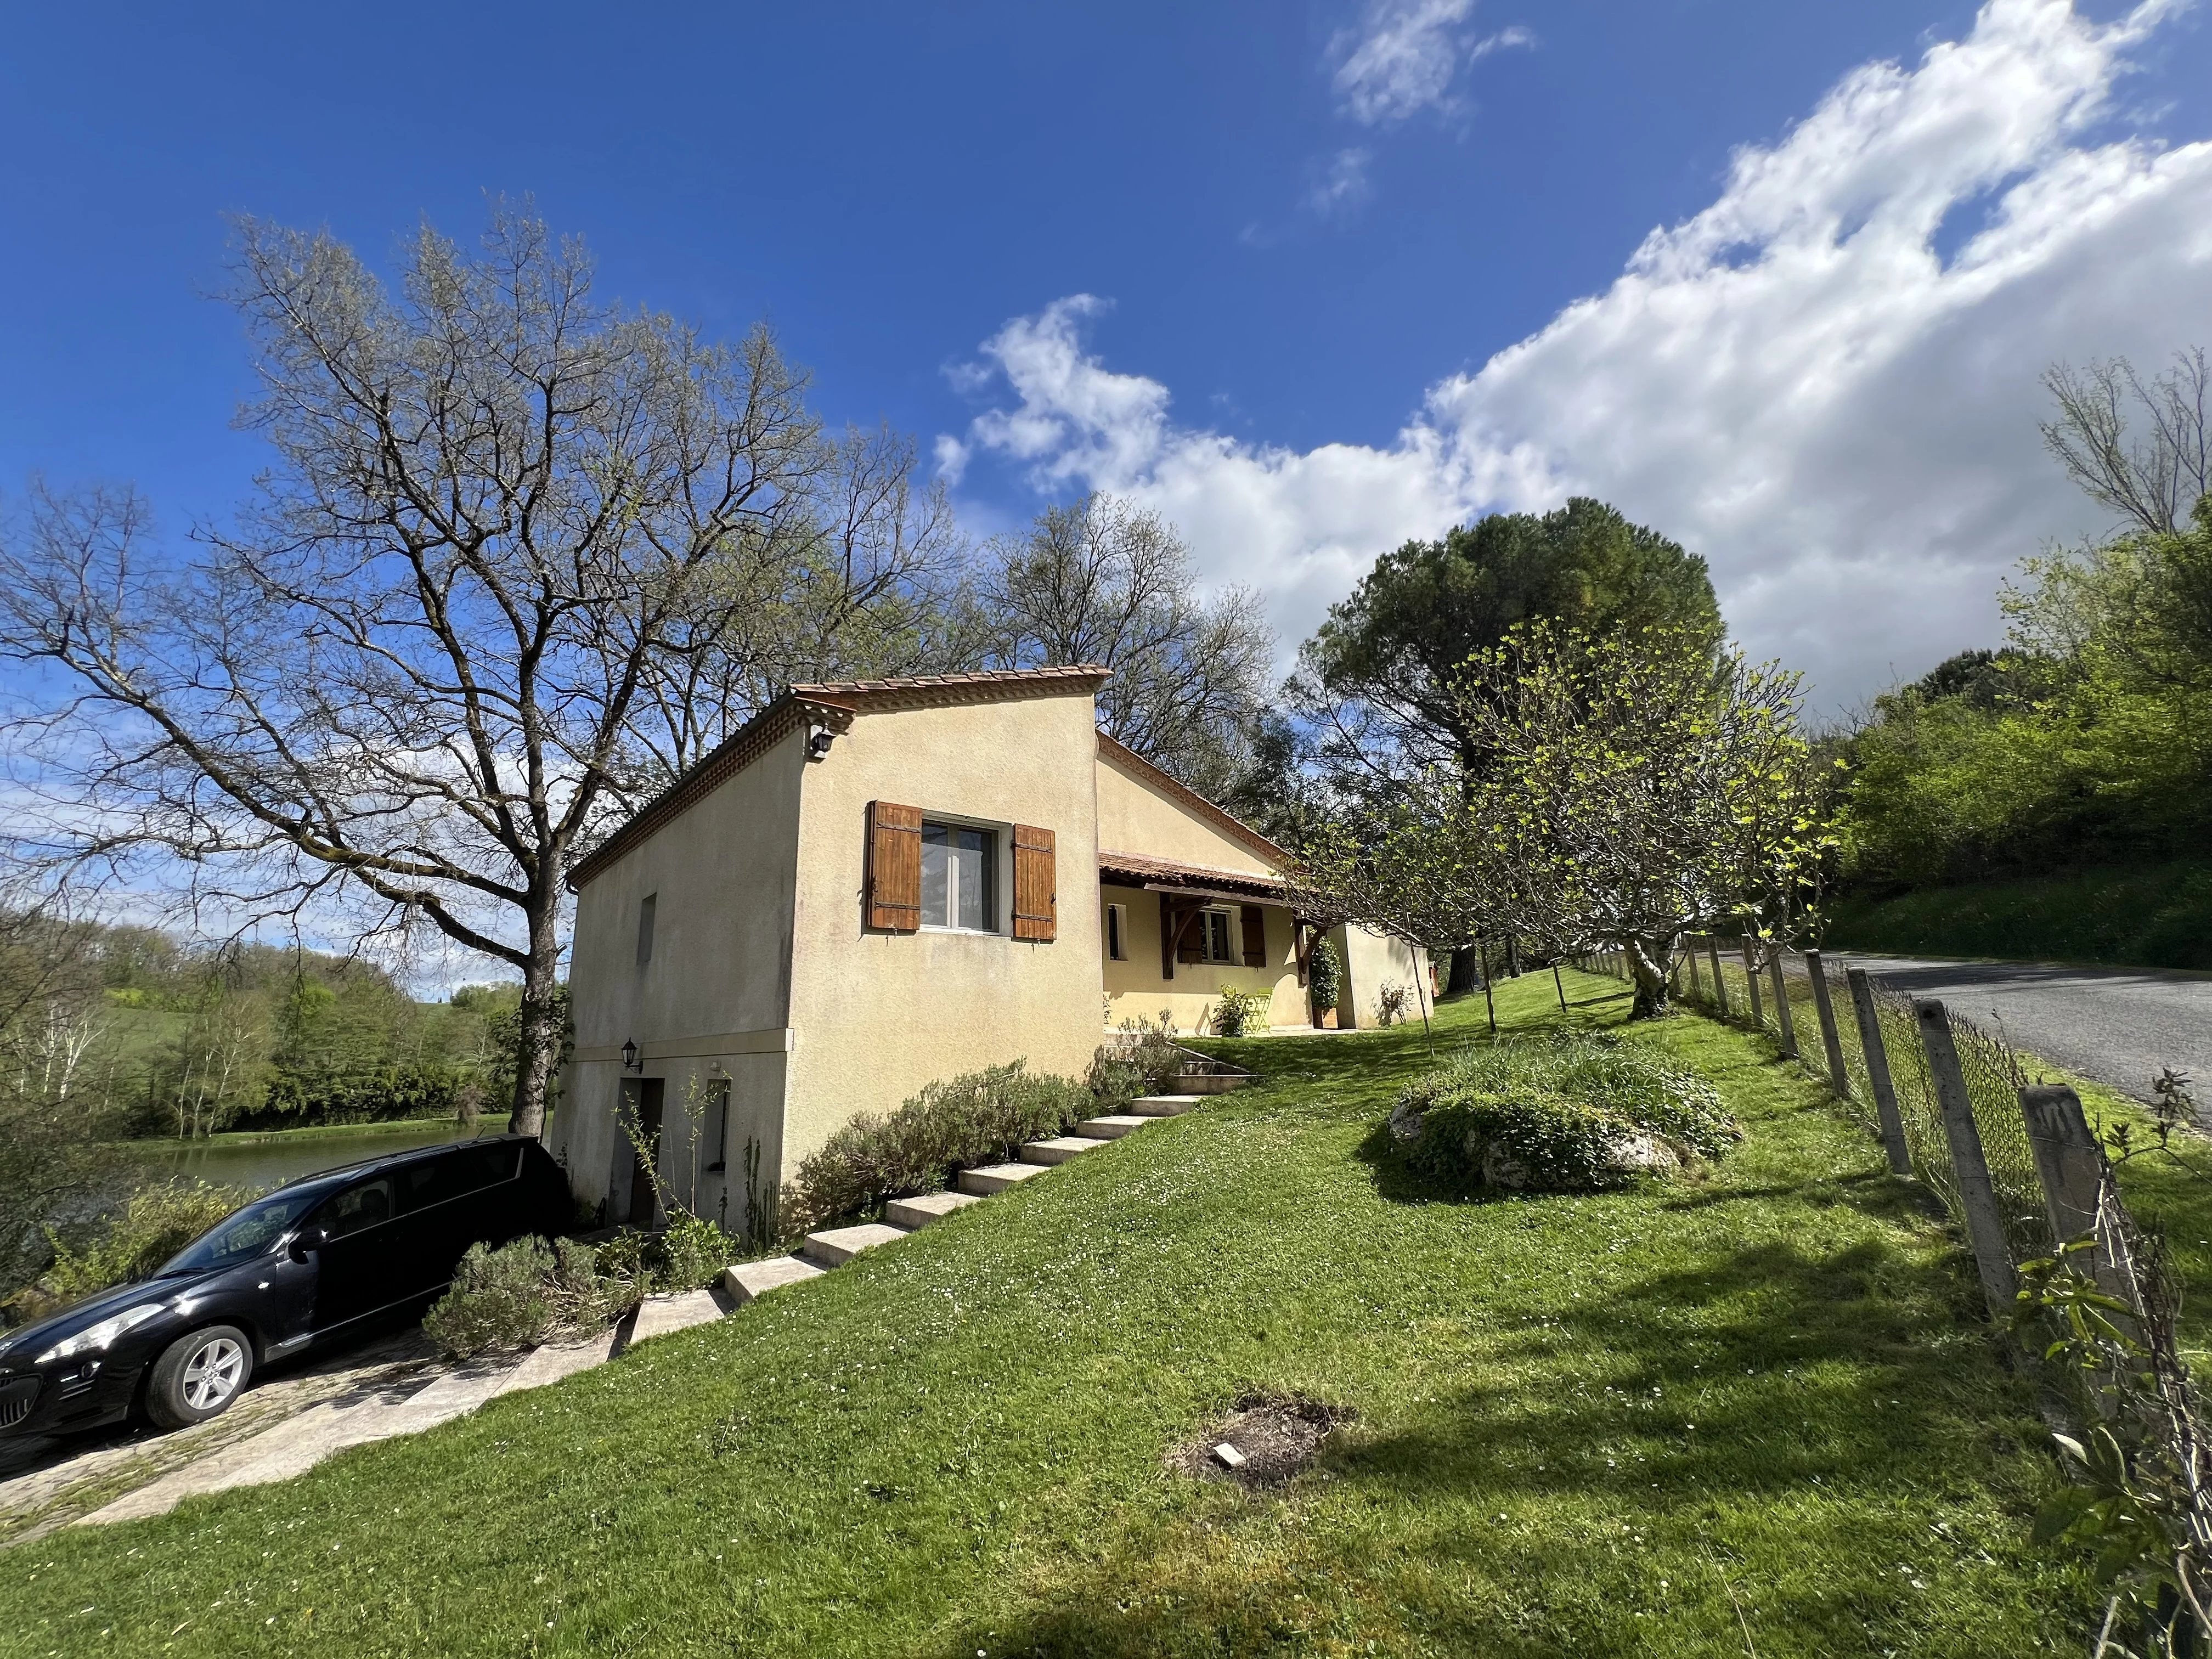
xmin=550 ymin=666 xmax=1426 ymax=1234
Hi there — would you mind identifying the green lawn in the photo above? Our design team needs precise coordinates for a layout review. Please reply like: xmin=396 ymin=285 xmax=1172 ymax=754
xmin=0 ymin=972 xmax=2092 ymax=1656
xmin=1826 ymin=859 xmax=2212 ymax=969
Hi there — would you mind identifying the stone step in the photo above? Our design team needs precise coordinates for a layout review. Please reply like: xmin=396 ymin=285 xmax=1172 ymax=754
xmin=884 ymin=1190 xmax=985 ymax=1229
xmin=959 ymin=1161 xmax=1049 ymax=1196
xmin=802 ymin=1222 xmax=912 ymax=1268
xmin=1075 ymin=1114 xmax=1152 ymax=1139
xmin=1130 ymin=1094 xmax=1204 ymax=1117
xmin=1020 ymin=1135 xmax=1101 ymax=1166
xmin=1175 ymin=1072 xmax=1251 ymax=1094
xmin=723 ymin=1256 xmax=828 ymax=1305
xmin=627 ymin=1288 xmax=727 ymax=1347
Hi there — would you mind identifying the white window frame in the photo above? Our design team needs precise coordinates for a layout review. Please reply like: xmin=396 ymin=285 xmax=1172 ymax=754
xmin=918 ymin=816 xmax=1003 ymax=935
xmin=1105 ymin=902 xmax=1127 ymax=962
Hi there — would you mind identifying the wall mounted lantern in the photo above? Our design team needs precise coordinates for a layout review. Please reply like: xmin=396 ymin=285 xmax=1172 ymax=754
xmin=620 ymin=1039 xmax=641 ymax=1074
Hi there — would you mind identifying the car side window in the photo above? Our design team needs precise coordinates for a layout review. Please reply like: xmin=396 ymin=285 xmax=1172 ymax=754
xmin=316 ymin=1177 xmax=397 ymax=1240
xmin=399 ymin=1144 xmax=520 ymax=1212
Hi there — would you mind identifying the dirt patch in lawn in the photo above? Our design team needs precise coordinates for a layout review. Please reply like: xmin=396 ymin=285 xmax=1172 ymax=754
xmin=1167 ymin=1392 xmax=1355 ymax=1490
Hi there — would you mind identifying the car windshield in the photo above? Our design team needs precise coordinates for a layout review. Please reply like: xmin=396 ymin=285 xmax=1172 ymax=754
xmin=159 ymin=1188 xmax=331 ymax=1276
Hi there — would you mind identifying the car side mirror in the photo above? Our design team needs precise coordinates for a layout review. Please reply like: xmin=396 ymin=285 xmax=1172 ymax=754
xmin=289 ymin=1226 xmax=328 ymax=1262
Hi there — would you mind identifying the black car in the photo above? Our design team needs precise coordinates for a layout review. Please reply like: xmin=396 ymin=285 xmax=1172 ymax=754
xmin=0 ymin=1135 xmax=572 ymax=1440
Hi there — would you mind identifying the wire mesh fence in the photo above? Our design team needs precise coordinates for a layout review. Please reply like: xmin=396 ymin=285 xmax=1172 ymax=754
xmin=1615 ymin=935 xmax=2057 ymax=1266
xmin=1583 ymin=936 xmax=2202 ymax=1643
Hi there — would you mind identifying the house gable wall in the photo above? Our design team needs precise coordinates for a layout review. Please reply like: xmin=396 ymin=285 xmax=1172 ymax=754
xmin=1094 ymin=751 xmax=1277 ymax=877
xmin=558 ymin=723 xmax=807 ymax=1224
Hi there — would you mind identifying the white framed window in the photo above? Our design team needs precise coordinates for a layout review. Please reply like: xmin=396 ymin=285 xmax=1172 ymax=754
xmin=1201 ymin=907 xmax=1237 ymax=964
xmin=921 ymin=821 xmax=997 ymax=932
xmin=1106 ymin=902 xmax=1127 ymax=961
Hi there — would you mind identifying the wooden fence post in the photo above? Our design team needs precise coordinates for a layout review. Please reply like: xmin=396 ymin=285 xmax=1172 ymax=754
xmin=1767 ymin=949 xmax=1798 ymax=1058
xmin=1742 ymin=938 xmax=1765 ymax=1026
xmin=1706 ymin=937 xmax=1729 ymax=1017
xmin=1804 ymin=949 xmax=1849 ymax=1096
xmin=1915 ymin=998 xmax=2019 ymax=1318
xmin=2020 ymin=1084 xmax=2143 ymax=1317
xmin=1845 ymin=967 xmax=1911 ymax=1176
xmin=1687 ymin=941 xmax=1703 ymax=1001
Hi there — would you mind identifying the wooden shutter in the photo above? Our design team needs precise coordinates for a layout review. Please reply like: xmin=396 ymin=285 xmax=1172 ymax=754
xmin=865 ymin=800 xmax=923 ymax=931
xmin=1240 ymin=904 xmax=1267 ymax=967
xmin=1177 ymin=906 xmax=1207 ymax=964
xmin=1011 ymin=824 xmax=1057 ymax=942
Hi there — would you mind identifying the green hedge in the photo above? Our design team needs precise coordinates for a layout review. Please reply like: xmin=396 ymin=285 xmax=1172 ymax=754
xmin=783 ymin=1061 xmax=1094 ymax=1236
xmin=1388 ymin=1033 xmax=1737 ymax=1192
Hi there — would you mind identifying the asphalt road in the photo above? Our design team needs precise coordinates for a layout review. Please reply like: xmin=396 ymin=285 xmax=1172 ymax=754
xmin=1832 ymin=953 xmax=2212 ymax=1107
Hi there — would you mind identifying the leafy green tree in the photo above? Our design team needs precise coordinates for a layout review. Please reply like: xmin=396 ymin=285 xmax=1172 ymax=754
xmin=1295 ymin=497 xmax=1719 ymax=989
xmin=1304 ymin=623 xmax=1830 ymax=1020
xmin=1298 ymin=496 xmax=1721 ymax=778
xmin=1460 ymin=622 xmax=1832 ymax=1017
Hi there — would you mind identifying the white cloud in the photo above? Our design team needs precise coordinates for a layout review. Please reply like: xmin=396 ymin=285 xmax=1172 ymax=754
xmin=943 ymin=0 xmax=2212 ymax=708
xmin=1307 ymin=147 xmax=1375 ymax=216
xmin=1331 ymin=0 xmax=1532 ymax=125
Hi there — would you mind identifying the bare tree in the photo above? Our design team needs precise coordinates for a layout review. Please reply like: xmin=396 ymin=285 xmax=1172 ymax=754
xmin=0 ymin=206 xmax=952 ymax=1136
xmin=981 ymin=494 xmax=1274 ymax=788
xmin=2042 ymin=351 xmax=2212 ymax=537
xmin=625 ymin=422 xmax=974 ymax=783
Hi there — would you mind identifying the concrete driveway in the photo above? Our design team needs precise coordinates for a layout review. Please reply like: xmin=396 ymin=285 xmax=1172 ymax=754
xmin=1832 ymin=953 xmax=2212 ymax=1107
xmin=0 ymin=1289 xmax=725 ymax=1547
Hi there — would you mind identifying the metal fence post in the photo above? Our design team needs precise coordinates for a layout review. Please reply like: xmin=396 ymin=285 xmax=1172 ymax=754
xmin=2021 ymin=1084 xmax=2143 ymax=1317
xmin=1845 ymin=968 xmax=1911 ymax=1176
xmin=1915 ymin=998 xmax=2019 ymax=1318
xmin=1706 ymin=937 xmax=1729 ymax=1017
xmin=1767 ymin=950 xmax=1797 ymax=1058
xmin=1804 ymin=949 xmax=1849 ymax=1096
xmin=1742 ymin=938 xmax=1765 ymax=1026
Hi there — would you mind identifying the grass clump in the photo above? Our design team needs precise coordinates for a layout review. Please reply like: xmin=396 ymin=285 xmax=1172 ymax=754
xmin=1389 ymin=1032 xmax=1737 ymax=1190
xmin=783 ymin=1059 xmax=1093 ymax=1234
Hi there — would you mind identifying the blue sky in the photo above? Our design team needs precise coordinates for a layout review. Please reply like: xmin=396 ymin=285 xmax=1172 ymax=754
xmin=6 ymin=0 xmax=2212 ymax=706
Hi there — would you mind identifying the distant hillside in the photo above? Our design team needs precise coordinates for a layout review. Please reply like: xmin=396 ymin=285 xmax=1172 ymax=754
xmin=1824 ymin=860 xmax=2212 ymax=970
xmin=7 ymin=915 xmax=537 ymax=1138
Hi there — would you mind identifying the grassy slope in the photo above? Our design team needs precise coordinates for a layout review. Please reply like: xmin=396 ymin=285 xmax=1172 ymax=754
xmin=0 ymin=973 xmax=2092 ymax=1657
xmin=1826 ymin=859 xmax=2212 ymax=970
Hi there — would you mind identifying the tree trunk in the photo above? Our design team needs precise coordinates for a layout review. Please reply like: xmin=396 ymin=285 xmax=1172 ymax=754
xmin=510 ymin=911 xmax=566 ymax=1140
xmin=1446 ymin=944 xmax=1483 ymax=996
xmin=1624 ymin=935 xmax=1675 ymax=1019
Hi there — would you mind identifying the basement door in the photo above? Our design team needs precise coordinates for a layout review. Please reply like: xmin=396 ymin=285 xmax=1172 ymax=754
xmin=618 ymin=1077 xmax=665 ymax=1227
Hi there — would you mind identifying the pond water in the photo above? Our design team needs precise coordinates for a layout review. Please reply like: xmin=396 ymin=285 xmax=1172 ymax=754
xmin=115 ymin=1119 xmax=506 ymax=1202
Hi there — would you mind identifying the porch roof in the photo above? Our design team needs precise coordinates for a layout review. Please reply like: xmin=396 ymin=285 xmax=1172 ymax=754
xmin=1097 ymin=849 xmax=1288 ymax=902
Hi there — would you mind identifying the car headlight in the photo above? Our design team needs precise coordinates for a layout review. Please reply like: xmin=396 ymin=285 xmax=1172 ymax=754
xmin=35 ymin=1304 xmax=167 ymax=1365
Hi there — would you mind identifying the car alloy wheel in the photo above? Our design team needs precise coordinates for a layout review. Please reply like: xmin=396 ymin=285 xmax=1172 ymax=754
xmin=146 ymin=1323 xmax=256 ymax=1430
xmin=182 ymin=1336 xmax=245 ymax=1412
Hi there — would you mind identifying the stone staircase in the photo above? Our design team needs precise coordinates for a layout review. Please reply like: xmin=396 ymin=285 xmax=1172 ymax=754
xmin=720 ymin=1072 xmax=1248 ymax=1306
